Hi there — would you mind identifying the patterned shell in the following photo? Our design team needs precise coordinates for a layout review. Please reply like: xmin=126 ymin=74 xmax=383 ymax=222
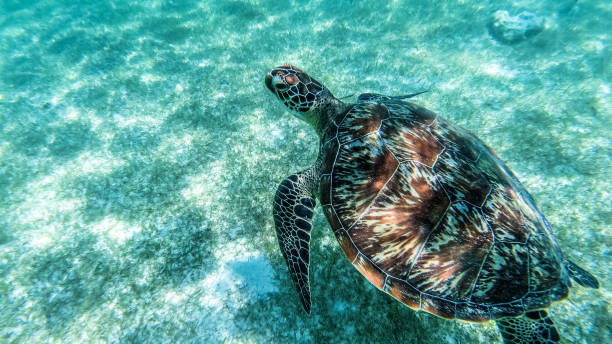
xmin=318 ymin=94 xmax=570 ymax=321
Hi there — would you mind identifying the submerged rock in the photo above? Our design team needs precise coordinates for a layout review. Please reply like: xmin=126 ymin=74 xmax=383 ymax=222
xmin=488 ymin=10 xmax=546 ymax=44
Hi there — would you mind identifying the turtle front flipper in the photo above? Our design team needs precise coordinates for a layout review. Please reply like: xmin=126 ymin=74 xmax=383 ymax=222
xmin=496 ymin=310 xmax=560 ymax=344
xmin=273 ymin=168 xmax=318 ymax=313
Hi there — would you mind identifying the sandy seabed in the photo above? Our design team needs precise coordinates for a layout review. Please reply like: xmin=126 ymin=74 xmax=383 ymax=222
xmin=1 ymin=0 xmax=610 ymax=343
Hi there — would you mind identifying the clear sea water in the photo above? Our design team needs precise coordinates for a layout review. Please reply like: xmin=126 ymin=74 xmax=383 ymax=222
xmin=0 ymin=0 xmax=610 ymax=343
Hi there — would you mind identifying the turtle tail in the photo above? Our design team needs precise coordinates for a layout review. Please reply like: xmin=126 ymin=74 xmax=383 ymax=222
xmin=564 ymin=259 xmax=599 ymax=289
xmin=496 ymin=310 xmax=560 ymax=344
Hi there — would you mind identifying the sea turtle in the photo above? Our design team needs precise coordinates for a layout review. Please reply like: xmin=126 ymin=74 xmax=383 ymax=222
xmin=265 ymin=65 xmax=599 ymax=344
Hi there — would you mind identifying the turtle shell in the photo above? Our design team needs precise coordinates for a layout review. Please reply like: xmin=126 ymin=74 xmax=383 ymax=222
xmin=318 ymin=94 xmax=569 ymax=322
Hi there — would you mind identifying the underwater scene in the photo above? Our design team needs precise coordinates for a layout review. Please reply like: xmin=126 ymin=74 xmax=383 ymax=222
xmin=0 ymin=0 xmax=610 ymax=343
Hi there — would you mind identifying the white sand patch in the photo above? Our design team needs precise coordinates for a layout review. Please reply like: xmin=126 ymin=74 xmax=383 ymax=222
xmin=91 ymin=216 xmax=142 ymax=243
xmin=140 ymin=73 xmax=160 ymax=84
xmin=482 ymin=63 xmax=517 ymax=78
xmin=194 ymin=252 xmax=278 ymax=311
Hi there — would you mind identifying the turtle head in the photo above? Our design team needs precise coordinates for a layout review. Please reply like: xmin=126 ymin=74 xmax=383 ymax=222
xmin=265 ymin=65 xmax=342 ymax=133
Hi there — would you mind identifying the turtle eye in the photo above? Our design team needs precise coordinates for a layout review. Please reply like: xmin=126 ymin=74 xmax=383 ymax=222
xmin=285 ymin=75 xmax=298 ymax=85
xmin=276 ymin=83 xmax=289 ymax=91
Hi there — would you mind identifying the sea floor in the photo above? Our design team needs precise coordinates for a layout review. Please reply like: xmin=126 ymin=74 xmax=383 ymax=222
xmin=0 ymin=0 xmax=610 ymax=343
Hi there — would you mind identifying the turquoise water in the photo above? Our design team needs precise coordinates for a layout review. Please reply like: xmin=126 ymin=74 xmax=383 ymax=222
xmin=0 ymin=0 xmax=610 ymax=343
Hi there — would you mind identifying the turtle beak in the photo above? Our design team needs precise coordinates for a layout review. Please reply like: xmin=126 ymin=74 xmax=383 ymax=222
xmin=266 ymin=71 xmax=289 ymax=93
xmin=265 ymin=73 xmax=275 ymax=93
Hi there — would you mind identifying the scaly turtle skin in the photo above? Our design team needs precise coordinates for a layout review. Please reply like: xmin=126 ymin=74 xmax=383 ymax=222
xmin=265 ymin=65 xmax=599 ymax=344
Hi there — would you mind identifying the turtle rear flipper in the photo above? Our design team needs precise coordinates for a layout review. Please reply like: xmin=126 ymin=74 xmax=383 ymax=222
xmin=565 ymin=260 xmax=599 ymax=289
xmin=496 ymin=310 xmax=560 ymax=344
xmin=273 ymin=167 xmax=318 ymax=314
